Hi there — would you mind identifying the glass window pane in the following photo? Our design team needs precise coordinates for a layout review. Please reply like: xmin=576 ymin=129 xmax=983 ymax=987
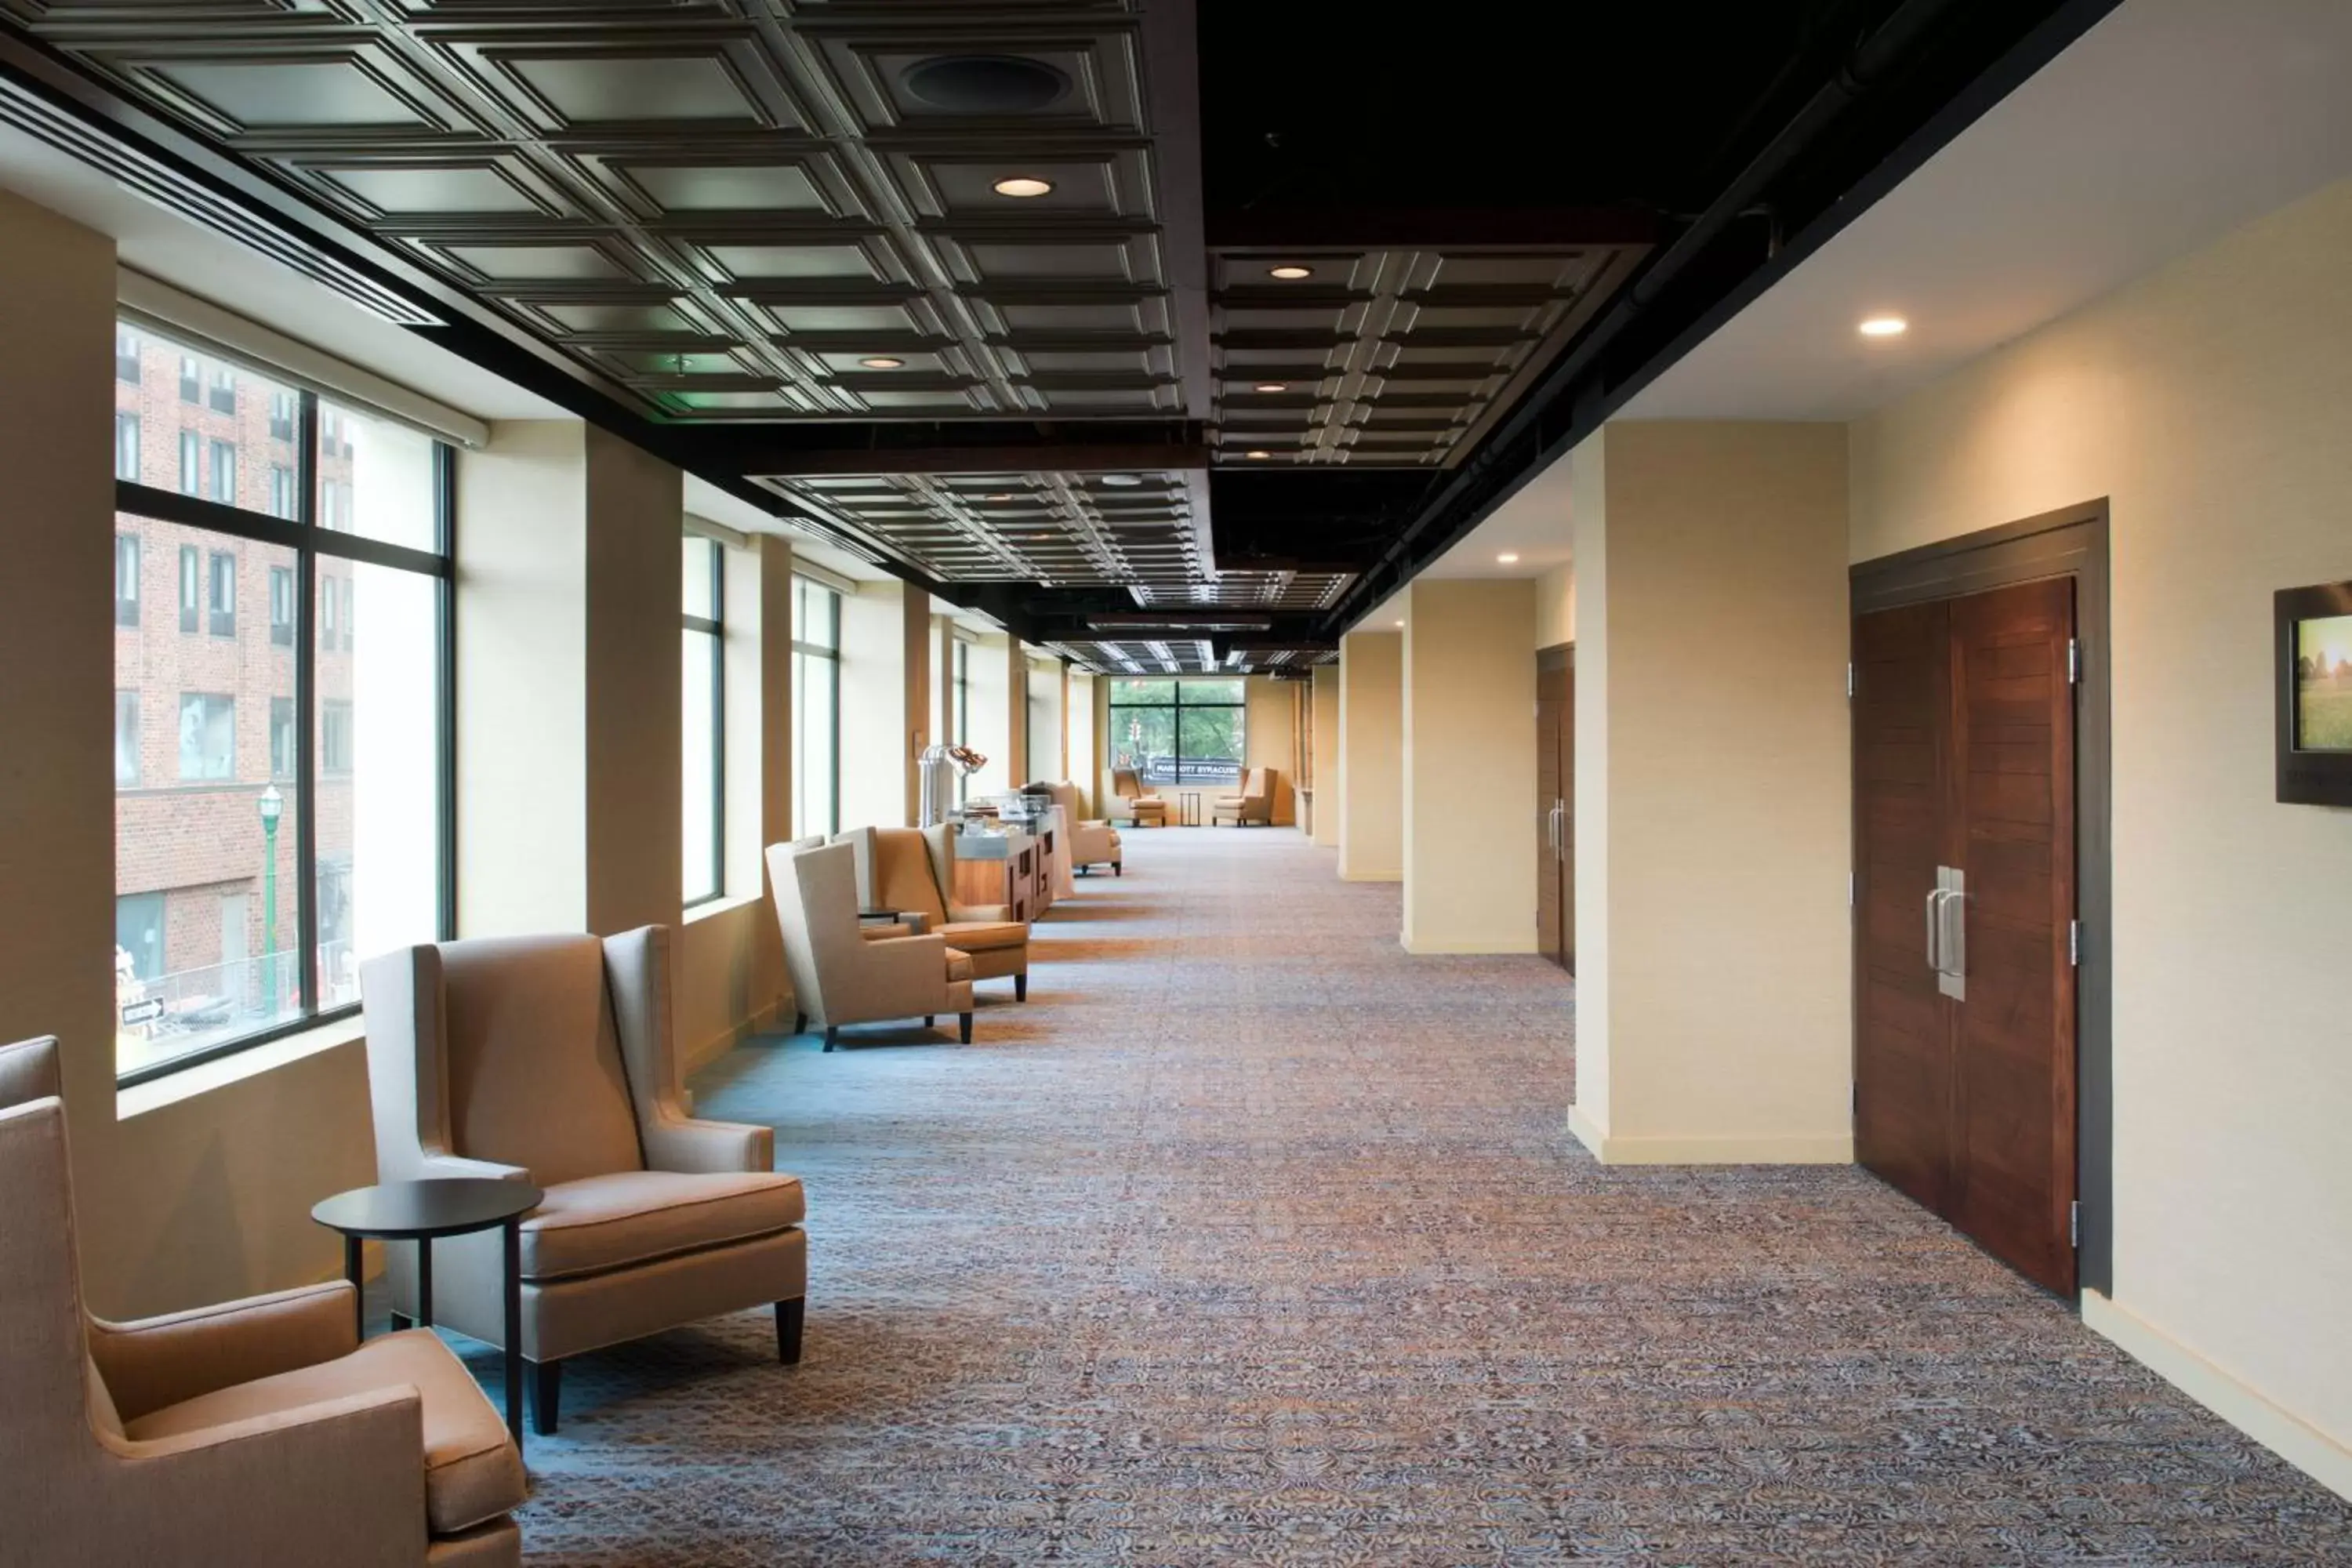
xmin=1110 ymin=704 xmax=1178 ymax=786
xmin=793 ymin=647 xmax=837 ymax=838
xmin=316 ymin=563 xmax=442 ymax=1014
xmin=1109 ymin=677 xmax=1176 ymax=705
xmin=1184 ymin=677 xmax=1247 ymax=705
xmin=1179 ymin=703 xmax=1246 ymax=785
xmin=682 ymin=536 xmax=717 ymax=620
xmin=115 ymin=517 xmax=303 ymax=1078
xmin=318 ymin=401 xmax=438 ymax=550
xmin=126 ymin=338 xmax=298 ymax=517
xmin=682 ymin=626 xmax=720 ymax=902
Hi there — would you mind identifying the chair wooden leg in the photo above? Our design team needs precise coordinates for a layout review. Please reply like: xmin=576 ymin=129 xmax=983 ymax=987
xmin=793 ymin=1011 xmax=806 ymax=1035
xmin=1114 ymin=864 xmax=1122 ymax=877
xmin=823 ymin=1025 xmax=838 ymax=1053
xmin=528 ymin=1359 xmax=561 ymax=1436
xmin=959 ymin=1012 xmax=974 ymax=1044
xmin=775 ymin=1297 xmax=805 ymax=1365
xmin=924 ymin=1014 xmax=935 ymax=1026
xmin=1014 ymin=973 xmax=1028 ymax=1002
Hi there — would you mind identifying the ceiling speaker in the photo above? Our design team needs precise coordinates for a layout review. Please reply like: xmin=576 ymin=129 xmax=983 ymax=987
xmin=902 ymin=55 xmax=1071 ymax=114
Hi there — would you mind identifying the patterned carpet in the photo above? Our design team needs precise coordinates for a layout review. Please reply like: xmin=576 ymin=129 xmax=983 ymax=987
xmin=495 ymin=827 xmax=2352 ymax=1565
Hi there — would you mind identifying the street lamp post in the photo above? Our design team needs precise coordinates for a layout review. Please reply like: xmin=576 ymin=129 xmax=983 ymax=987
xmin=258 ymin=784 xmax=282 ymax=1012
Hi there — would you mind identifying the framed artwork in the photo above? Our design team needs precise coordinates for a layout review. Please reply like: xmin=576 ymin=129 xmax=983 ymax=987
xmin=2276 ymin=579 xmax=2352 ymax=805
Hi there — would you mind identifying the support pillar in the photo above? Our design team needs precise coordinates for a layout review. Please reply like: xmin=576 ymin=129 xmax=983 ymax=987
xmin=1338 ymin=630 xmax=1403 ymax=881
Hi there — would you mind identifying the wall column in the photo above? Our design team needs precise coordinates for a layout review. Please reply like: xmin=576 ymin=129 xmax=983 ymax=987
xmin=1401 ymin=579 xmax=1537 ymax=953
xmin=1004 ymin=637 xmax=1030 ymax=789
xmin=1338 ymin=630 xmax=1403 ymax=881
xmin=836 ymin=579 xmax=927 ymax=828
xmin=1568 ymin=420 xmax=1851 ymax=1164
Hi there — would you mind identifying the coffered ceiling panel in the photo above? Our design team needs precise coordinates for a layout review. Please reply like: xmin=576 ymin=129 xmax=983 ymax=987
xmin=1207 ymin=242 xmax=1645 ymax=466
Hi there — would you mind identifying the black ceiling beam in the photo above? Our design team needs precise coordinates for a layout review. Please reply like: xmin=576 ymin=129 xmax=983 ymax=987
xmin=1204 ymin=205 xmax=1660 ymax=251
xmin=696 ymin=419 xmax=1208 ymax=477
xmin=1315 ymin=0 xmax=2127 ymax=638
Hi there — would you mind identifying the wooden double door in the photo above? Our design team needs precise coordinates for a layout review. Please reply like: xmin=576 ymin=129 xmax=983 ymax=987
xmin=1536 ymin=649 xmax=1573 ymax=971
xmin=1853 ymin=576 xmax=2078 ymax=1294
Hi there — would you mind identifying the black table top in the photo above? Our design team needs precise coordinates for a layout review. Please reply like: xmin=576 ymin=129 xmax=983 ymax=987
xmin=311 ymin=1178 xmax=543 ymax=1240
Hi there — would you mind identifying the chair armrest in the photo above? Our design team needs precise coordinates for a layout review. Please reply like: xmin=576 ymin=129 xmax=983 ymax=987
xmin=858 ymin=922 xmax=916 ymax=941
xmin=948 ymin=903 xmax=1014 ymax=924
xmin=89 ymin=1282 xmax=359 ymax=1424
xmin=413 ymin=1153 xmax=532 ymax=1185
xmin=859 ymin=934 xmax=951 ymax=1008
xmin=643 ymin=1116 xmax=773 ymax=1174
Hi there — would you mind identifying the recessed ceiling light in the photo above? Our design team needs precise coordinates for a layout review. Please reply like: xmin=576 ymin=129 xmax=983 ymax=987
xmin=992 ymin=176 xmax=1054 ymax=198
xmin=1268 ymin=264 xmax=1313 ymax=280
xmin=1254 ymin=382 xmax=1288 ymax=394
xmin=984 ymin=492 xmax=1014 ymax=502
xmin=1858 ymin=315 xmax=1907 ymax=338
xmin=1497 ymin=552 xmax=1519 ymax=564
xmin=1100 ymin=473 xmax=1142 ymax=488
xmin=1245 ymin=449 xmax=1272 ymax=459
xmin=859 ymin=356 xmax=905 ymax=368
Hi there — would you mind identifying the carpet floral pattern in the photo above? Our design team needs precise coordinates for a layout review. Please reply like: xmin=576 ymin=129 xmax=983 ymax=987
xmin=491 ymin=828 xmax=2352 ymax=1565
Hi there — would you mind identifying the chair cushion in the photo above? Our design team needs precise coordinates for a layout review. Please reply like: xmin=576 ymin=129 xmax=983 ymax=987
xmin=937 ymin=920 xmax=1026 ymax=953
xmin=521 ymin=1170 xmax=806 ymax=1283
xmin=942 ymin=947 xmax=974 ymax=982
xmin=125 ymin=1329 xmax=524 ymax=1536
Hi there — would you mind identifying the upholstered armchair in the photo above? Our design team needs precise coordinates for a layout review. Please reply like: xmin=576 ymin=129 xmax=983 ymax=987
xmin=1214 ymin=767 xmax=1276 ymax=827
xmin=1106 ymin=766 xmax=1167 ymax=826
xmin=768 ymin=839 xmax=977 ymax=1047
xmin=0 ymin=1035 xmax=527 ymax=1566
xmin=1032 ymin=780 xmax=1121 ymax=875
xmin=359 ymin=926 xmax=808 ymax=1436
xmin=834 ymin=825 xmax=1032 ymax=1000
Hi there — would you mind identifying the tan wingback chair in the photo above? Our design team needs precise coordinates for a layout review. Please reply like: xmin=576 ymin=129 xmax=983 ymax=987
xmin=1213 ymin=766 xmax=1276 ymax=826
xmin=0 ymin=1035 xmax=527 ymax=1566
xmin=360 ymin=926 xmax=808 ymax=1436
xmin=1106 ymin=766 xmax=1167 ymax=826
xmin=768 ymin=839 xmax=976 ymax=1047
xmin=1031 ymin=780 xmax=1121 ymax=875
xmin=835 ymin=825 xmax=1032 ymax=1000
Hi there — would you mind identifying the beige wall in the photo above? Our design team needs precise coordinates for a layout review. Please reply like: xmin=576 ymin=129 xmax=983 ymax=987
xmin=1338 ymin=630 xmax=1403 ymax=880
xmin=1853 ymin=176 xmax=2352 ymax=1494
xmin=969 ymin=633 xmax=1014 ymax=797
xmin=1242 ymin=676 xmax=1299 ymax=826
xmin=1536 ymin=562 xmax=1576 ymax=648
xmin=1309 ymin=664 xmax=1341 ymax=847
xmin=837 ymin=579 xmax=921 ymax=829
xmin=1569 ymin=420 xmax=1853 ymax=1164
xmin=1026 ymin=657 xmax=1065 ymax=783
xmin=1401 ymin=579 xmax=1538 ymax=953
xmin=1065 ymin=670 xmax=1097 ymax=810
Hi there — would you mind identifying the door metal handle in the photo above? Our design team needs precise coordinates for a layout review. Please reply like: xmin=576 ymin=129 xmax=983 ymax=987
xmin=1925 ymin=887 xmax=1944 ymax=971
xmin=1933 ymin=866 xmax=1967 ymax=1000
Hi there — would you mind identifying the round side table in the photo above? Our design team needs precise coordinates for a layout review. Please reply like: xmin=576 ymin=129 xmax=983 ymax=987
xmin=312 ymin=1178 xmax=543 ymax=1449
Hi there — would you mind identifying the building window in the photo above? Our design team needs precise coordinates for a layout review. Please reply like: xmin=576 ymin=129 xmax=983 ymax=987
xmin=114 ymin=413 xmax=139 ymax=483
xmin=1108 ymin=677 xmax=1247 ymax=789
xmin=321 ymin=699 xmax=354 ymax=775
xmin=207 ymin=550 xmax=236 ymax=637
xmin=209 ymin=438 xmax=237 ymax=505
xmin=209 ymin=365 xmax=236 ymax=415
xmin=792 ymin=575 xmax=840 ymax=839
xmin=681 ymin=535 xmax=724 ymax=906
xmin=269 ymin=566 xmax=295 ymax=647
xmin=114 ymin=319 xmax=456 ymax=1083
xmin=178 ymin=693 xmax=235 ymax=780
xmin=270 ymin=696 xmax=296 ymax=779
xmin=953 ymin=637 xmax=971 ymax=804
xmin=116 ymin=328 xmax=141 ymax=383
xmin=114 ymin=691 xmax=140 ymax=786
xmin=114 ymin=533 xmax=140 ymax=627
xmin=177 ymin=545 xmax=199 ymax=633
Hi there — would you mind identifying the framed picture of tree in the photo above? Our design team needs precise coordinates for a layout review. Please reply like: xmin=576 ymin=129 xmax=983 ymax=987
xmin=2276 ymin=578 xmax=2352 ymax=805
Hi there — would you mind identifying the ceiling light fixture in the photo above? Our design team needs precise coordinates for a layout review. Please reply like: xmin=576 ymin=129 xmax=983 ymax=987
xmin=858 ymin=356 xmax=905 ymax=368
xmin=1858 ymin=315 xmax=1908 ymax=338
xmin=1267 ymin=264 xmax=1312 ymax=280
xmin=1245 ymin=449 xmax=1272 ymax=460
xmin=1099 ymin=473 xmax=1143 ymax=488
xmin=984 ymin=492 xmax=1014 ymax=502
xmin=1497 ymin=552 xmax=1519 ymax=564
xmin=1254 ymin=382 xmax=1287 ymax=394
xmin=1393 ymin=619 xmax=1405 ymax=628
xmin=992 ymin=175 xmax=1054 ymax=198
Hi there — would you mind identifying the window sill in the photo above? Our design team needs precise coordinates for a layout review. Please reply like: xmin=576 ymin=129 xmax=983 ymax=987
xmin=118 ymin=1013 xmax=366 ymax=1122
xmin=684 ymin=891 xmax=763 ymax=926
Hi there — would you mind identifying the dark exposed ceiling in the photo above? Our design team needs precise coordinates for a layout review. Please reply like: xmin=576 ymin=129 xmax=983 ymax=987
xmin=0 ymin=0 xmax=2119 ymax=671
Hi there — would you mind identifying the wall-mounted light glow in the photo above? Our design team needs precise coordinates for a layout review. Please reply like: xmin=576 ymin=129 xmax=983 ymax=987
xmin=1497 ymin=552 xmax=1519 ymax=564
xmin=1858 ymin=315 xmax=1908 ymax=338
xmin=859 ymin=356 xmax=905 ymax=368
xmin=992 ymin=176 xmax=1054 ymax=198
xmin=1267 ymin=264 xmax=1313 ymax=280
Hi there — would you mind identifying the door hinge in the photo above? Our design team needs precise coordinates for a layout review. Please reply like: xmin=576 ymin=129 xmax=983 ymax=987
xmin=2067 ymin=637 xmax=2081 ymax=684
xmin=1846 ymin=662 xmax=1856 ymax=699
xmin=2069 ymin=1200 xmax=2080 ymax=1249
xmin=2068 ymin=919 xmax=2081 ymax=967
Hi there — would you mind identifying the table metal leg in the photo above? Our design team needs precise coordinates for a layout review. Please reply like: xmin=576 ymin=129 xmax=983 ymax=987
xmin=343 ymin=1234 xmax=364 ymax=1341
xmin=418 ymin=1236 xmax=434 ymax=1328
xmin=503 ymin=1218 xmax=524 ymax=1453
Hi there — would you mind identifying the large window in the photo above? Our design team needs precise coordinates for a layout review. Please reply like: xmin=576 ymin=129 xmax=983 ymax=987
xmin=791 ymin=576 xmax=840 ymax=839
xmin=681 ymin=534 xmax=723 ymax=906
xmin=951 ymin=637 xmax=971 ymax=805
xmin=113 ymin=323 xmax=454 ymax=1084
xmin=1108 ymin=677 xmax=1247 ymax=787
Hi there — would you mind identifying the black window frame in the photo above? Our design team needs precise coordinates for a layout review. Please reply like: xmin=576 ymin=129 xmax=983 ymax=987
xmin=681 ymin=535 xmax=724 ymax=908
xmin=114 ymin=362 xmax=459 ymax=1089
xmin=1108 ymin=677 xmax=1249 ymax=788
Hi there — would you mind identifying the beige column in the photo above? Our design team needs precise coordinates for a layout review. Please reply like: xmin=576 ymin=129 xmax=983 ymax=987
xmin=1309 ymin=663 xmax=1341 ymax=846
xmin=1338 ymin=630 xmax=1403 ymax=880
xmin=1401 ymin=579 xmax=1537 ymax=953
xmin=1567 ymin=420 xmax=1851 ymax=1164
xmin=456 ymin=422 xmax=683 ymax=938
xmin=835 ymin=579 xmax=927 ymax=828
xmin=1004 ymin=637 xmax=1030 ymax=789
